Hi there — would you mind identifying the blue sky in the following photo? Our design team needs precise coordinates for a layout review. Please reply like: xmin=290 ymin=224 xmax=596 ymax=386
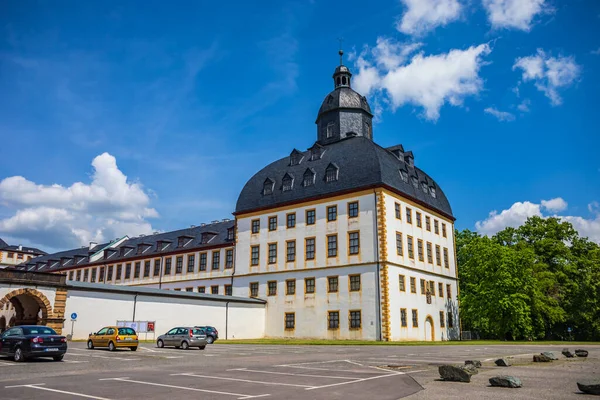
xmin=1 ymin=0 xmax=599 ymax=251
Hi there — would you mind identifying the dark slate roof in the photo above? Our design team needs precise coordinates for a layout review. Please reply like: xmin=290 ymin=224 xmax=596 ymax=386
xmin=235 ymin=136 xmax=453 ymax=218
xmin=0 ymin=238 xmax=46 ymax=255
xmin=16 ymin=220 xmax=235 ymax=272
xmin=317 ymin=87 xmax=372 ymax=120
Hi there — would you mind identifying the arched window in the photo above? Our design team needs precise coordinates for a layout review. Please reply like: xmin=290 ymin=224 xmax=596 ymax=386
xmin=325 ymin=163 xmax=339 ymax=182
xmin=282 ymin=173 xmax=294 ymax=192
xmin=303 ymin=168 xmax=315 ymax=187
xmin=342 ymin=76 xmax=347 ymax=85
xmin=263 ymin=178 xmax=274 ymax=195
xmin=336 ymin=77 xmax=341 ymax=86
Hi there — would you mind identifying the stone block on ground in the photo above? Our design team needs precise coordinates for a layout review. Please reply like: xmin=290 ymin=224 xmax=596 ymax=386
xmin=533 ymin=354 xmax=552 ymax=362
xmin=575 ymin=349 xmax=589 ymax=358
xmin=541 ymin=351 xmax=558 ymax=360
xmin=465 ymin=360 xmax=482 ymax=368
xmin=489 ymin=376 xmax=522 ymax=388
xmin=562 ymin=348 xmax=575 ymax=358
xmin=577 ymin=380 xmax=600 ymax=395
xmin=495 ymin=358 xmax=511 ymax=367
xmin=439 ymin=365 xmax=475 ymax=383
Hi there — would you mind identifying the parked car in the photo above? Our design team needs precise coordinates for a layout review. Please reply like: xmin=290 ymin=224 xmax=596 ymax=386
xmin=0 ymin=325 xmax=67 ymax=362
xmin=87 ymin=326 xmax=138 ymax=351
xmin=157 ymin=327 xmax=207 ymax=350
xmin=195 ymin=325 xmax=218 ymax=344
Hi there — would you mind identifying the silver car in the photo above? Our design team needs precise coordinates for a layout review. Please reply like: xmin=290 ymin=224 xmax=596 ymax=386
xmin=156 ymin=327 xmax=207 ymax=350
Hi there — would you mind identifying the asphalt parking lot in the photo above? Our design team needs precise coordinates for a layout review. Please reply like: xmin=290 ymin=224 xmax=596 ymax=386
xmin=1 ymin=342 xmax=598 ymax=399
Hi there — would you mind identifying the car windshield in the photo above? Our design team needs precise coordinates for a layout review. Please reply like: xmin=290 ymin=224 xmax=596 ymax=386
xmin=118 ymin=328 xmax=136 ymax=335
xmin=22 ymin=327 xmax=57 ymax=335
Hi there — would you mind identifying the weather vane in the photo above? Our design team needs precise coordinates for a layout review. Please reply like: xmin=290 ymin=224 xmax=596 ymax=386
xmin=338 ymin=37 xmax=344 ymax=65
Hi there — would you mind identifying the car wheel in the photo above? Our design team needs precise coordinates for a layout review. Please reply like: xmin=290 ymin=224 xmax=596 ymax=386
xmin=13 ymin=347 xmax=25 ymax=362
xmin=199 ymin=345 xmax=206 ymax=350
xmin=181 ymin=341 xmax=189 ymax=350
xmin=53 ymin=355 xmax=64 ymax=361
xmin=206 ymin=336 xmax=214 ymax=344
xmin=157 ymin=339 xmax=164 ymax=348
xmin=87 ymin=340 xmax=94 ymax=350
xmin=130 ymin=347 xmax=137 ymax=351
xmin=108 ymin=341 xmax=116 ymax=352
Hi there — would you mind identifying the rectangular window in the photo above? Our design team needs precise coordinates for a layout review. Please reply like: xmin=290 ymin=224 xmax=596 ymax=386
xmin=212 ymin=251 xmax=220 ymax=270
xmin=447 ymin=312 xmax=454 ymax=328
xmin=164 ymin=258 xmax=172 ymax=275
xmin=416 ymin=212 xmax=422 ymax=228
xmin=183 ymin=287 xmax=192 ymax=292
xmin=420 ymin=279 xmax=426 ymax=295
xmin=396 ymin=232 xmax=403 ymax=256
xmin=328 ymin=311 xmax=340 ymax=329
xmin=440 ymin=311 xmax=446 ymax=328
xmin=429 ymin=281 xmax=435 ymax=296
xmin=395 ymin=202 xmax=401 ymax=219
xmin=401 ymin=309 xmax=407 ymax=327
xmin=444 ymin=248 xmax=449 ymax=268
xmin=446 ymin=284 xmax=452 ymax=299
xmin=269 ymin=216 xmax=277 ymax=231
xmin=417 ymin=239 xmax=424 ymax=262
xmin=198 ymin=286 xmax=205 ymax=293
xmin=406 ymin=207 xmax=412 ymax=224
xmin=407 ymin=236 xmax=414 ymax=259
xmin=286 ymin=279 xmax=296 ymax=295
xmin=349 ymin=310 xmax=361 ymax=329
xmin=268 ymin=281 xmax=277 ymax=296
xmin=211 ymin=285 xmax=219 ymax=295
xmin=251 ymin=245 xmax=260 ymax=266
xmin=187 ymin=254 xmax=195 ymax=273
xmin=410 ymin=277 xmax=416 ymax=293
xmin=134 ymin=262 xmax=141 ymax=278
xmin=76 ymin=270 xmax=81 ymax=281
xmin=107 ymin=265 xmax=113 ymax=281
xmin=153 ymin=259 xmax=161 ymax=276
xmin=225 ymin=249 xmax=233 ymax=268
xmin=442 ymin=223 xmax=447 ymax=238
xmin=144 ymin=260 xmax=151 ymax=277
xmin=83 ymin=269 xmax=89 ymax=282
xmin=286 ymin=240 xmax=295 ymax=262
xmin=348 ymin=232 xmax=360 ymax=255
xmin=328 ymin=276 xmax=339 ymax=292
xmin=91 ymin=268 xmax=96 ymax=283
xmin=305 ymin=238 xmax=315 ymax=260
xmin=197 ymin=252 xmax=205 ymax=271
xmin=125 ymin=263 xmax=131 ymax=279
xmin=99 ymin=267 xmax=104 ymax=282
xmin=348 ymin=201 xmax=359 ymax=218
xmin=285 ymin=312 xmax=295 ymax=330
xmin=250 ymin=282 xmax=259 ymax=297
xmin=436 ymin=245 xmax=442 ymax=266
xmin=426 ymin=242 xmax=433 ymax=264
xmin=176 ymin=256 xmax=183 ymax=274
xmin=434 ymin=220 xmax=439 ymax=235
xmin=327 ymin=235 xmax=337 ymax=257
xmin=412 ymin=309 xmax=418 ymax=327
xmin=225 ymin=284 xmax=232 ymax=296
xmin=68 ymin=271 xmax=74 ymax=281
xmin=305 ymin=277 xmax=315 ymax=294
xmin=350 ymin=274 xmax=361 ymax=291
xmin=399 ymin=275 xmax=406 ymax=292
xmin=439 ymin=282 xmax=444 ymax=297
xmin=268 ymin=243 xmax=277 ymax=264
xmin=174 ymin=288 xmax=181 ymax=291
xmin=327 ymin=205 xmax=337 ymax=221
xmin=116 ymin=264 xmax=123 ymax=280
xmin=425 ymin=216 xmax=431 ymax=231
xmin=306 ymin=209 xmax=316 ymax=225
xmin=251 ymin=219 xmax=260 ymax=234
xmin=287 ymin=213 xmax=296 ymax=228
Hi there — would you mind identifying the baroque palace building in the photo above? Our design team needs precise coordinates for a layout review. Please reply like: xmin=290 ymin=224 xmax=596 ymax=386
xmin=13 ymin=55 xmax=459 ymax=341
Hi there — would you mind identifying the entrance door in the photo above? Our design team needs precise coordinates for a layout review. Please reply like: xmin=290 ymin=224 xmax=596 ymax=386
xmin=425 ymin=316 xmax=434 ymax=341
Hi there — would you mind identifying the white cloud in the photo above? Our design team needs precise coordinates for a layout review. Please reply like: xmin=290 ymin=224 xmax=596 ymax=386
xmin=482 ymin=0 xmax=550 ymax=31
xmin=484 ymin=107 xmax=515 ymax=121
xmin=513 ymin=49 xmax=581 ymax=105
xmin=517 ymin=98 xmax=530 ymax=112
xmin=0 ymin=153 xmax=158 ymax=249
xmin=397 ymin=0 xmax=462 ymax=36
xmin=591 ymin=48 xmax=600 ymax=55
xmin=353 ymin=40 xmax=491 ymax=121
xmin=475 ymin=198 xmax=600 ymax=244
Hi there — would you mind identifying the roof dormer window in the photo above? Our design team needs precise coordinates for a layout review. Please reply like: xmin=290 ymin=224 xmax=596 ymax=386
xmin=429 ymin=186 xmax=437 ymax=198
xmin=400 ymin=169 xmax=409 ymax=183
xmin=421 ymin=182 xmax=428 ymax=193
xmin=263 ymin=178 xmax=274 ymax=195
xmin=282 ymin=173 xmax=294 ymax=192
xmin=411 ymin=176 xmax=418 ymax=188
xmin=309 ymin=143 xmax=324 ymax=161
xmin=303 ymin=168 xmax=315 ymax=187
xmin=289 ymin=149 xmax=303 ymax=166
xmin=326 ymin=122 xmax=334 ymax=138
xmin=227 ymin=227 xmax=234 ymax=241
xmin=325 ymin=163 xmax=339 ymax=182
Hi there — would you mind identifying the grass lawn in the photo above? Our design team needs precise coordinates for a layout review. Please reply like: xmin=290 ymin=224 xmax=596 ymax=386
xmin=217 ymin=338 xmax=600 ymax=346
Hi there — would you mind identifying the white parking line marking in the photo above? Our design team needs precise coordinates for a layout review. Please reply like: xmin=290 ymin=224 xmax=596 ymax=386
xmin=63 ymin=360 xmax=90 ymax=363
xmin=279 ymin=365 xmax=384 ymax=374
xmin=173 ymin=373 xmax=315 ymax=388
xmin=99 ymin=377 xmax=269 ymax=399
xmin=306 ymin=372 xmax=403 ymax=390
xmin=227 ymin=368 xmax=358 ymax=380
xmin=5 ymin=383 xmax=112 ymax=399
xmin=0 ymin=361 xmax=22 ymax=366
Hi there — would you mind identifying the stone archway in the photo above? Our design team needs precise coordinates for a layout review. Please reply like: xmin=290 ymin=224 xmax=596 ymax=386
xmin=0 ymin=316 xmax=6 ymax=332
xmin=0 ymin=288 xmax=63 ymax=333
xmin=424 ymin=315 xmax=435 ymax=341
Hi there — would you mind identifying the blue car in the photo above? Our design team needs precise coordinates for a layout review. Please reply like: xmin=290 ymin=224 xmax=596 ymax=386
xmin=0 ymin=325 xmax=67 ymax=362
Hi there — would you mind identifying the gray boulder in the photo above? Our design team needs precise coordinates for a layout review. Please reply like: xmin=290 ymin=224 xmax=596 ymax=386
xmin=575 ymin=349 xmax=589 ymax=358
xmin=577 ymin=380 xmax=600 ymax=395
xmin=541 ymin=352 xmax=558 ymax=360
xmin=465 ymin=360 xmax=482 ymax=368
xmin=562 ymin=348 xmax=575 ymax=358
xmin=463 ymin=364 xmax=479 ymax=375
xmin=489 ymin=376 xmax=522 ymax=388
xmin=495 ymin=358 xmax=511 ymax=367
xmin=439 ymin=365 xmax=475 ymax=382
xmin=533 ymin=354 xmax=552 ymax=362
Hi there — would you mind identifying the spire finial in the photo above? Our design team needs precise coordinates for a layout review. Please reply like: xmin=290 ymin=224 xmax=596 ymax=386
xmin=338 ymin=37 xmax=344 ymax=65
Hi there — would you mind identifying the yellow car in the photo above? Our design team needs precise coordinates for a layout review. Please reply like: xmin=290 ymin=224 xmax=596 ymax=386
xmin=87 ymin=326 xmax=138 ymax=351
